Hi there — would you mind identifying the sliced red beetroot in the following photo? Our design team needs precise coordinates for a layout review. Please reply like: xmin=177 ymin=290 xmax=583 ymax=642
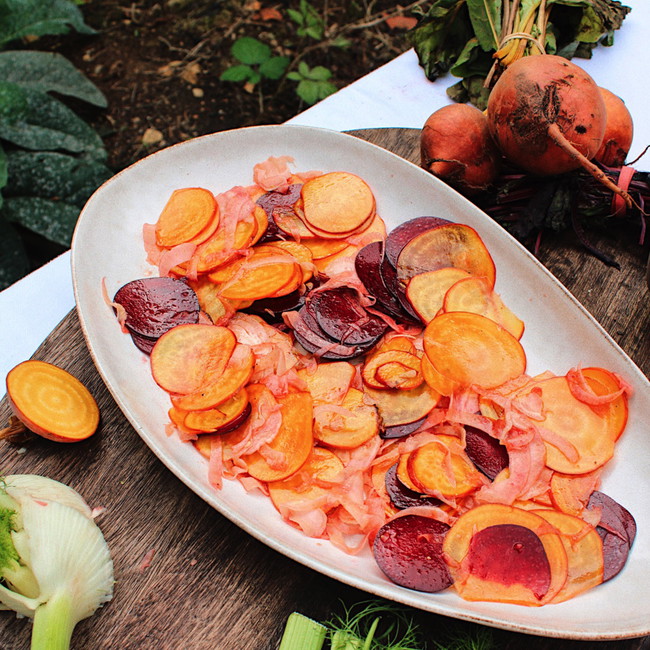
xmin=380 ymin=417 xmax=427 ymax=440
xmin=354 ymin=242 xmax=405 ymax=319
xmin=373 ymin=515 xmax=452 ymax=592
xmin=256 ymin=184 xmax=302 ymax=243
xmin=114 ymin=277 xmax=200 ymax=339
xmin=464 ymin=426 xmax=509 ymax=480
xmin=244 ymin=289 xmax=306 ymax=322
xmin=466 ymin=524 xmax=551 ymax=600
xmin=129 ymin=330 xmax=158 ymax=355
xmin=309 ymin=288 xmax=387 ymax=346
xmin=384 ymin=216 xmax=451 ymax=268
xmin=291 ymin=308 xmax=361 ymax=360
xmin=385 ymin=463 xmax=442 ymax=510
xmin=588 ymin=491 xmax=636 ymax=582
xmin=379 ymin=256 xmax=420 ymax=322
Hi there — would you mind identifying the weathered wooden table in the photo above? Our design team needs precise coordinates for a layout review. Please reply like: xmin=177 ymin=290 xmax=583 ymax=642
xmin=1 ymin=129 xmax=648 ymax=650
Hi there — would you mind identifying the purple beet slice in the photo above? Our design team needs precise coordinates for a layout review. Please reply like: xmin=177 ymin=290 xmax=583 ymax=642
xmin=129 ymin=330 xmax=158 ymax=355
xmin=113 ymin=277 xmax=200 ymax=339
xmin=244 ymin=289 xmax=305 ymax=322
xmin=354 ymin=242 xmax=405 ymax=318
xmin=465 ymin=524 xmax=551 ymax=600
xmin=291 ymin=309 xmax=360 ymax=360
xmin=380 ymin=417 xmax=427 ymax=440
xmin=379 ymin=255 xmax=420 ymax=322
xmin=464 ymin=426 xmax=509 ymax=480
xmin=385 ymin=463 xmax=442 ymax=510
xmin=373 ymin=514 xmax=452 ymax=592
xmin=384 ymin=216 xmax=451 ymax=268
xmin=588 ymin=491 xmax=636 ymax=582
xmin=255 ymin=184 xmax=302 ymax=243
xmin=309 ymin=287 xmax=387 ymax=346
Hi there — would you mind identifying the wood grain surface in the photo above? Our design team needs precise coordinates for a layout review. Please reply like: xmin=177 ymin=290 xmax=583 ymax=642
xmin=0 ymin=128 xmax=648 ymax=650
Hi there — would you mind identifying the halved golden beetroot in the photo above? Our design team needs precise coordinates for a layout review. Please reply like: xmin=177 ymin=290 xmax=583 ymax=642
xmin=443 ymin=503 xmax=569 ymax=606
xmin=442 ymin=275 xmax=524 ymax=340
xmin=423 ymin=312 xmax=526 ymax=389
xmin=534 ymin=509 xmax=604 ymax=603
xmin=396 ymin=223 xmax=496 ymax=289
xmin=406 ymin=267 xmax=470 ymax=323
xmin=150 ymin=324 xmax=237 ymax=394
xmin=301 ymin=171 xmax=376 ymax=238
xmin=171 ymin=343 xmax=254 ymax=411
xmin=268 ymin=446 xmax=344 ymax=512
xmin=155 ymin=187 xmax=218 ymax=248
xmin=524 ymin=376 xmax=615 ymax=474
xmin=407 ymin=437 xmax=484 ymax=499
xmin=245 ymin=390 xmax=314 ymax=482
xmin=5 ymin=360 xmax=100 ymax=443
xmin=313 ymin=387 xmax=379 ymax=449
xmin=364 ymin=382 xmax=440 ymax=428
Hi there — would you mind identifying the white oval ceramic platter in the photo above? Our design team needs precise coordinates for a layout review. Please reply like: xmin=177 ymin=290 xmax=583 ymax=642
xmin=71 ymin=125 xmax=650 ymax=640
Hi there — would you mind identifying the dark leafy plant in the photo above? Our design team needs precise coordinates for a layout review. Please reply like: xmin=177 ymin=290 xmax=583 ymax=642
xmin=287 ymin=62 xmax=337 ymax=105
xmin=220 ymin=36 xmax=290 ymax=86
xmin=0 ymin=0 xmax=111 ymax=290
xmin=287 ymin=0 xmax=326 ymax=41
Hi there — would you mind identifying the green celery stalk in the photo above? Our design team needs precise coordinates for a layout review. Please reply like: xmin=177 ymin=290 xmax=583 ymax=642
xmin=279 ymin=612 xmax=327 ymax=650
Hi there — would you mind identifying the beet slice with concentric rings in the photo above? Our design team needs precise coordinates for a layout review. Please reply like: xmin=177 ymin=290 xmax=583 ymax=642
xmin=384 ymin=216 xmax=451 ymax=268
xmin=373 ymin=514 xmax=452 ymax=592
xmin=114 ymin=277 xmax=200 ymax=340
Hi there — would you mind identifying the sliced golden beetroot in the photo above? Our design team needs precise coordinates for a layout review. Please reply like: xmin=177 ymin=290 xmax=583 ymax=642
xmin=525 ymin=376 xmax=615 ymax=474
xmin=150 ymin=324 xmax=237 ymax=394
xmin=423 ymin=312 xmax=526 ymax=389
xmin=244 ymin=390 xmax=314 ymax=482
xmin=301 ymin=237 xmax=349 ymax=260
xmin=301 ymin=171 xmax=376 ymax=237
xmin=375 ymin=335 xmax=418 ymax=355
xmin=533 ymin=509 xmax=604 ymax=603
xmin=550 ymin=469 xmax=601 ymax=517
xmin=4 ymin=360 xmax=100 ymax=443
xmin=171 ymin=343 xmax=254 ymax=411
xmin=268 ymin=446 xmax=344 ymax=512
xmin=420 ymin=353 xmax=459 ymax=397
xmin=405 ymin=267 xmax=470 ymax=324
xmin=407 ymin=437 xmax=485 ymax=499
xmin=396 ymin=452 xmax=422 ymax=492
xmin=362 ymin=350 xmax=422 ymax=390
xmin=215 ymin=246 xmax=302 ymax=301
xmin=373 ymin=515 xmax=453 ymax=592
xmin=267 ymin=240 xmax=315 ymax=283
xmin=313 ymin=387 xmax=379 ymax=449
xmin=298 ymin=361 xmax=356 ymax=405
xmin=396 ymin=223 xmax=496 ymax=290
xmin=183 ymin=388 xmax=250 ymax=433
xmin=384 ymin=216 xmax=451 ymax=268
xmin=364 ymin=382 xmax=440 ymax=428
xmin=443 ymin=504 xmax=569 ymax=606
xmin=155 ymin=187 xmax=218 ymax=248
xmin=442 ymin=275 xmax=525 ymax=340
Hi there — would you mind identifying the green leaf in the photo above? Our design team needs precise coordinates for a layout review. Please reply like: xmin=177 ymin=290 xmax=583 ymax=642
xmin=4 ymin=150 xmax=112 ymax=207
xmin=248 ymin=70 xmax=262 ymax=85
xmin=2 ymin=196 xmax=80 ymax=246
xmin=409 ymin=0 xmax=476 ymax=81
xmin=295 ymin=79 xmax=336 ymax=105
xmin=0 ymin=88 xmax=106 ymax=160
xmin=466 ymin=0 xmax=501 ymax=51
xmin=0 ymin=0 xmax=95 ymax=47
xmin=231 ymin=37 xmax=270 ymax=65
xmin=0 ymin=51 xmax=107 ymax=107
xmin=0 ymin=81 xmax=28 ymax=122
xmin=259 ymin=56 xmax=289 ymax=80
xmin=286 ymin=71 xmax=303 ymax=82
xmin=298 ymin=60 xmax=310 ymax=77
xmin=287 ymin=8 xmax=304 ymax=25
xmin=220 ymin=64 xmax=254 ymax=82
xmin=305 ymin=66 xmax=332 ymax=82
xmin=0 ymin=216 xmax=29 ymax=290
xmin=331 ymin=35 xmax=351 ymax=49
xmin=449 ymin=37 xmax=493 ymax=79
xmin=305 ymin=25 xmax=324 ymax=40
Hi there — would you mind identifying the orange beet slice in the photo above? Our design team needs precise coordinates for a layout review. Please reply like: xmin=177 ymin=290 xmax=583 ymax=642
xmin=155 ymin=187 xmax=218 ymax=248
xmin=364 ymin=382 xmax=439 ymax=428
xmin=363 ymin=350 xmax=422 ymax=390
xmin=405 ymin=267 xmax=470 ymax=324
xmin=183 ymin=388 xmax=250 ymax=433
xmin=443 ymin=504 xmax=569 ymax=606
xmin=150 ymin=324 xmax=237 ymax=394
xmin=423 ymin=312 xmax=526 ymax=389
xmin=301 ymin=171 xmax=375 ymax=237
xmin=244 ymin=390 xmax=314 ymax=482
xmin=396 ymin=223 xmax=496 ymax=289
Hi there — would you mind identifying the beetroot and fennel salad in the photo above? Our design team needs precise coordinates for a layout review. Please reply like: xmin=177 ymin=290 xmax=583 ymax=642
xmin=109 ymin=155 xmax=634 ymax=606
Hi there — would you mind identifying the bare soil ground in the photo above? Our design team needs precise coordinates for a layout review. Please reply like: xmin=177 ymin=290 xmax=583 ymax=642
xmin=52 ymin=0 xmax=417 ymax=171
